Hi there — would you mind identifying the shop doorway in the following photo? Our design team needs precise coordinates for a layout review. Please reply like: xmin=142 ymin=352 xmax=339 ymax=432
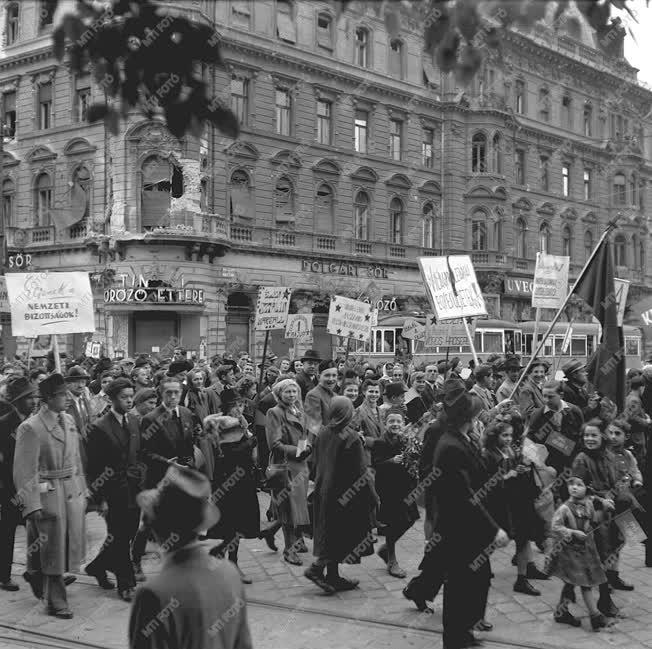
xmin=132 ymin=313 xmax=178 ymax=356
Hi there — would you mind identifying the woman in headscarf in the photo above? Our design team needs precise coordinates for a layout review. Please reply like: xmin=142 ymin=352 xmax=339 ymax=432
xmin=265 ymin=378 xmax=312 ymax=565
xmin=518 ymin=359 xmax=550 ymax=424
xmin=305 ymin=396 xmax=379 ymax=594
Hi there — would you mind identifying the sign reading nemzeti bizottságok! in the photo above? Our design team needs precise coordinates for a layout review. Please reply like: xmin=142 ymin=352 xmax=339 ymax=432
xmin=254 ymin=287 xmax=292 ymax=331
xmin=5 ymin=272 xmax=95 ymax=336
xmin=532 ymin=253 xmax=570 ymax=310
xmin=418 ymin=256 xmax=487 ymax=321
xmin=327 ymin=295 xmax=373 ymax=341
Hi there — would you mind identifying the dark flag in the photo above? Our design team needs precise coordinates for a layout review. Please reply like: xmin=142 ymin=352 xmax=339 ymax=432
xmin=573 ymin=236 xmax=625 ymax=411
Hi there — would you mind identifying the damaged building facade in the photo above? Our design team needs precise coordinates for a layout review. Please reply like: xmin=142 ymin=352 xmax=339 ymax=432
xmin=1 ymin=0 xmax=652 ymax=362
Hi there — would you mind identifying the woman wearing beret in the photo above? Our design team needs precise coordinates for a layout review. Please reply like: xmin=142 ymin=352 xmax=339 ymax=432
xmin=265 ymin=379 xmax=311 ymax=565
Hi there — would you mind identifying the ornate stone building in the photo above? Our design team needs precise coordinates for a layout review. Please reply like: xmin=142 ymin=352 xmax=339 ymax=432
xmin=0 ymin=0 xmax=651 ymax=361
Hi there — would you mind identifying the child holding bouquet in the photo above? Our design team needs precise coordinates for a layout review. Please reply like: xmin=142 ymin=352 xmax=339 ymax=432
xmin=372 ymin=408 xmax=420 ymax=578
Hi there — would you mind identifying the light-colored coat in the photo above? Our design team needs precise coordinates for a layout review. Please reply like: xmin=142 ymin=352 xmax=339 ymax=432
xmin=304 ymin=384 xmax=334 ymax=438
xmin=13 ymin=406 xmax=87 ymax=575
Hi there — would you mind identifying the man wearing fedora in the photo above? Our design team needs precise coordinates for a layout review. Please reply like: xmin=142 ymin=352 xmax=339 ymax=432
xmin=0 ymin=377 xmax=39 ymax=591
xmin=65 ymin=365 xmax=93 ymax=475
xmin=128 ymin=465 xmax=252 ymax=649
xmin=496 ymin=355 xmax=523 ymax=403
xmin=295 ymin=350 xmax=321 ymax=401
xmin=85 ymin=378 xmax=144 ymax=601
xmin=13 ymin=374 xmax=87 ymax=619
xmin=132 ymin=377 xmax=195 ymax=576
xmin=560 ymin=360 xmax=593 ymax=415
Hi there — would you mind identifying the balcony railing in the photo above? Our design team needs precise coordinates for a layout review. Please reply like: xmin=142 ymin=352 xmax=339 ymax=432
xmin=146 ymin=210 xmax=229 ymax=241
xmin=5 ymin=223 xmax=91 ymax=247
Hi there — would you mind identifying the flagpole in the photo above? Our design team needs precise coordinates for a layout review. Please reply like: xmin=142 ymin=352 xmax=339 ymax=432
xmin=509 ymin=217 xmax=621 ymax=400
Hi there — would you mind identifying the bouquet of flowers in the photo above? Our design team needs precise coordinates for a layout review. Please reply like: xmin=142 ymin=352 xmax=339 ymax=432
xmin=399 ymin=422 xmax=423 ymax=480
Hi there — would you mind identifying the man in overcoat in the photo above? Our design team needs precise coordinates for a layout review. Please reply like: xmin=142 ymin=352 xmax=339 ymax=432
xmin=131 ymin=377 xmax=195 ymax=575
xmin=0 ymin=378 xmax=39 ymax=591
xmin=295 ymin=350 xmax=321 ymax=401
xmin=304 ymin=360 xmax=337 ymax=439
xmin=13 ymin=373 xmax=87 ymax=619
xmin=128 ymin=464 xmax=252 ymax=649
xmin=65 ymin=365 xmax=93 ymax=474
xmin=85 ymin=378 xmax=144 ymax=601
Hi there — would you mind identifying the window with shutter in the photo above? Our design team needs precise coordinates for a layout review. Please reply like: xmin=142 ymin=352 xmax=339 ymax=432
xmin=315 ymin=184 xmax=334 ymax=231
xmin=3 ymin=91 xmax=16 ymax=137
xmin=317 ymin=13 xmax=332 ymax=50
xmin=274 ymin=177 xmax=294 ymax=225
xmin=38 ymin=83 xmax=52 ymax=129
xmin=229 ymin=170 xmax=253 ymax=220
xmin=277 ymin=0 xmax=296 ymax=43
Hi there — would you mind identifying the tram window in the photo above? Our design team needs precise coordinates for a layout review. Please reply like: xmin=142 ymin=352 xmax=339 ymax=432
xmin=571 ymin=337 xmax=587 ymax=356
xmin=374 ymin=329 xmax=383 ymax=352
xmin=587 ymin=336 xmax=595 ymax=356
xmin=543 ymin=338 xmax=553 ymax=356
xmin=483 ymin=332 xmax=503 ymax=354
xmin=524 ymin=334 xmax=533 ymax=355
xmin=625 ymin=337 xmax=640 ymax=356
xmin=384 ymin=330 xmax=395 ymax=354
xmin=474 ymin=332 xmax=482 ymax=350
xmin=504 ymin=331 xmax=515 ymax=354
xmin=514 ymin=331 xmax=522 ymax=354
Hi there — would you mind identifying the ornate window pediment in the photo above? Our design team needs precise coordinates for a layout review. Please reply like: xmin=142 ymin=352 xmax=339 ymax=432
xmin=537 ymin=201 xmax=556 ymax=216
xmin=312 ymin=158 xmax=341 ymax=176
xmin=350 ymin=166 xmax=377 ymax=183
xmin=63 ymin=137 xmax=97 ymax=156
xmin=582 ymin=211 xmax=597 ymax=224
xmin=385 ymin=173 xmax=412 ymax=190
xmin=493 ymin=186 xmax=508 ymax=201
xmin=270 ymin=149 xmax=302 ymax=168
xmin=561 ymin=206 xmax=578 ymax=221
xmin=419 ymin=180 xmax=441 ymax=195
xmin=465 ymin=185 xmax=493 ymax=199
xmin=26 ymin=145 xmax=56 ymax=163
xmin=512 ymin=196 xmax=532 ymax=211
xmin=226 ymin=141 xmax=260 ymax=160
xmin=2 ymin=151 xmax=19 ymax=168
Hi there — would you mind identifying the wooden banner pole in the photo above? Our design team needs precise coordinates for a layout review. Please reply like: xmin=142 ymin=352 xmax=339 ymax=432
xmin=462 ymin=317 xmax=479 ymax=367
xmin=532 ymin=307 xmax=541 ymax=363
xmin=52 ymin=334 xmax=61 ymax=374
xmin=257 ymin=330 xmax=269 ymax=391
xmin=26 ymin=337 xmax=34 ymax=373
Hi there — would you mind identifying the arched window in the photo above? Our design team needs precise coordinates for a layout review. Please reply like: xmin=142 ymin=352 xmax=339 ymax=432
xmin=141 ymin=155 xmax=182 ymax=230
xmin=561 ymin=225 xmax=572 ymax=258
xmin=561 ymin=94 xmax=572 ymax=129
xmin=70 ymin=166 xmax=91 ymax=224
xmin=515 ymin=80 xmax=525 ymax=114
xmin=422 ymin=202 xmax=436 ymax=249
xmin=630 ymin=172 xmax=637 ymax=206
xmin=471 ymin=210 xmax=487 ymax=251
xmin=492 ymin=212 xmax=503 ymax=250
xmin=389 ymin=39 xmax=404 ymax=79
xmin=632 ymin=234 xmax=639 ymax=268
xmin=614 ymin=234 xmax=627 ymax=267
xmin=229 ymin=169 xmax=253 ymax=221
xmin=492 ymin=133 xmax=502 ymax=174
xmin=613 ymin=172 xmax=626 ymax=205
xmin=539 ymin=222 xmax=551 ymax=254
xmin=515 ymin=217 xmax=527 ymax=258
xmin=584 ymin=230 xmax=593 ymax=262
xmin=274 ymin=176 xmax=294 ymax=226
xmin=5 ymin=3 xmax=19 ymax=46
xmin=583 ymin=102 xmax=592 ymax=137
xmin=354 ymin=190 xmax=369 ymax=240
xmin=389 ymin=197 xmax=404 ymax=244
xmin=355 ymin=27 xmax=370 ymax=67
xmin=2 ymin=178 xmax=15 ymax=230
xmin=315 ymin=183 xmax=334 ymax=232
xmin=538 ymin=87 xmax=550 ymax=122
xmin=34 ymin=172 xmax=53 ymax=227
xmin=472 ymin=133 xmax=487 ymax=172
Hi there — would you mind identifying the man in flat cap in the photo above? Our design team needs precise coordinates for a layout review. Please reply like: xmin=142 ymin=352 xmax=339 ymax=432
xmin=13 ymin=374 xmax=86 ymax=619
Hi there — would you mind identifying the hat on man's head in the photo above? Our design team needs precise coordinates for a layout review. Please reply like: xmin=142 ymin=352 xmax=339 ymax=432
xmin=527 ymin=358 xmax=551 ymax=374
xmin=6 ymin=377 xmax=38 ymax=403
xmin=64 ymin=365 xmax=91 ymax=382
xmin=436 ymin=360 xmax=449 ymax=373
xmin=562 ymin=360 xmax=585 ymax=378
xmin=134 ymin=356 xmax=150 ymax=368
xmin=39 ymin=373 xmax=67 ymax=399
xmin=136 ymin=465 xmax=220 ymax=535
xmin=318 ymin=359 xmax=336 ymax=375
xmin=220 ymin=388 xmax=242 ymax=413
xmin=105 ymin=377 xmax=135 ymax=400
xmin=503 ymin=355 xmax=523 ymax=370
xmin=474 ymin=364 xmax=493 ymax=380
xmin=384 ymin=382 xmax=407 ymax=399
xmin=134 ymin=388 xmax=158 ymax=405
xmin=442 ymin=377 xmax=468 ymax=408
xmin=167 ymin=359 xmax=194 ymax=376
xmin=300 ymin=350 xmax=322 ymax=363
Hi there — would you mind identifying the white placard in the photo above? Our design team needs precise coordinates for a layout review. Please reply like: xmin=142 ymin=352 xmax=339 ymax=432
xmin=285 ymin=313 xmax=314 ymax=339
xmin=424 ymin=317 xmax=475 ymax=348
xmin=402 ymin=317 xmax=425 ymax=340
xmin=0 ymin=277 xmax=9 ymax=313
xmin=532 ymin=253 xmax=570 ymax=309
xmin=5 ymin=272 xmax=95 ymax=337
xmin=418 ymin=256 xmax=487 ymax=321
xmin=326 ymin=295 xmax=373 ymax=341
xmin=614 ymin=278 xmax=630 ymax=328
xmin=561 ymin=325 xmax=573 ymax=354
xmin=254 ymin=286 xmax=291 ymax=331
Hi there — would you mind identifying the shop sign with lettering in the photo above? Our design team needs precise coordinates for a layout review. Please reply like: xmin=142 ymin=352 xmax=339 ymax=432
xmin=504 ymin=278 xmax=535 ymax=297
xmin=302 ymin=259 xmax=388 ymax=279
xmin=6 ymin=253 xmax=32 ymax=269
xmin=362 ymin=297 xmax=397 ymax=312
xmin=104 ymin=275 xmax=204 ymax=305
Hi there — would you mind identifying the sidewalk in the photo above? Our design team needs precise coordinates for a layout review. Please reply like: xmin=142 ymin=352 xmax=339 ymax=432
xmin=4 ymin=499 xmax=652 ymax=649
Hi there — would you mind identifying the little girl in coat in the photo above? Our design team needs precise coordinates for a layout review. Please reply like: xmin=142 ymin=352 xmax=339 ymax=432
xmin=547 ymin=476 xmax=614 ymax=631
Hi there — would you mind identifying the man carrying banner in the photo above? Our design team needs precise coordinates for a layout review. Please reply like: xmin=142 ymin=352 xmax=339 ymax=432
xmin=13 ymin=374 xmax=87 ymax=619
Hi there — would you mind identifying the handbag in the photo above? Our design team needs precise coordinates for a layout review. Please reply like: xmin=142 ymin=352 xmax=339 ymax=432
xmin=265 ymin=451 xmax=290 ymax=490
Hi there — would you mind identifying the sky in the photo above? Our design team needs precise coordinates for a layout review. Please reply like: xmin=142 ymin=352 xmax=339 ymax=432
xmin=617 ymin=0 xmax=652 ymax=87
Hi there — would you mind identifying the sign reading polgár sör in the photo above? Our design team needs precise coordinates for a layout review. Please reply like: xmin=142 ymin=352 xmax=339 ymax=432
xmin=302 ymin=260 xmax=388 ymax=279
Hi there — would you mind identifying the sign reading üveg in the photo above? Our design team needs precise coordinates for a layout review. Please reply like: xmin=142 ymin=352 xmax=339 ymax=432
xmin=5 ymin=272 xmax=95 ymax=336
xmin=418 ymin=256 xmax=487 ymax=322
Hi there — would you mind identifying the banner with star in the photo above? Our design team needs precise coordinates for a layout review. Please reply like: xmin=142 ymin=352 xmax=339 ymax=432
xmin=254 ymin=286 xmax=292 ymax=331
xmin=326 ymin=295 xmax=373 ymax=342
xmin=418 ymin=255 xmax=487 ymax=322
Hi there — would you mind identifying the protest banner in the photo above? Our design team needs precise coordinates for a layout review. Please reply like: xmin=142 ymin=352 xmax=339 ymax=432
xmin=418 ymin=256 xmax=487 ymax=321
xmin=285 ymin=313 xmax=313 ymax=340
xmin=614 ymin=278 xmax=629 ymax=327
xmin=5 ymin=272 xmax=95 ymax=337
xmin=532 ymin=253 xmax=570 ymax=309
xmin=254 ymin=287 xmax=291 ymax=331
xmin=0 ymin=277 xmax=9 ymax=313
xmin=423 ymin=317 xmax=475 ymax=348
xmin=402 ymin=317 xmax=425 ymax=340
xmin=326 ymin=295 xmax=373 ymax=341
